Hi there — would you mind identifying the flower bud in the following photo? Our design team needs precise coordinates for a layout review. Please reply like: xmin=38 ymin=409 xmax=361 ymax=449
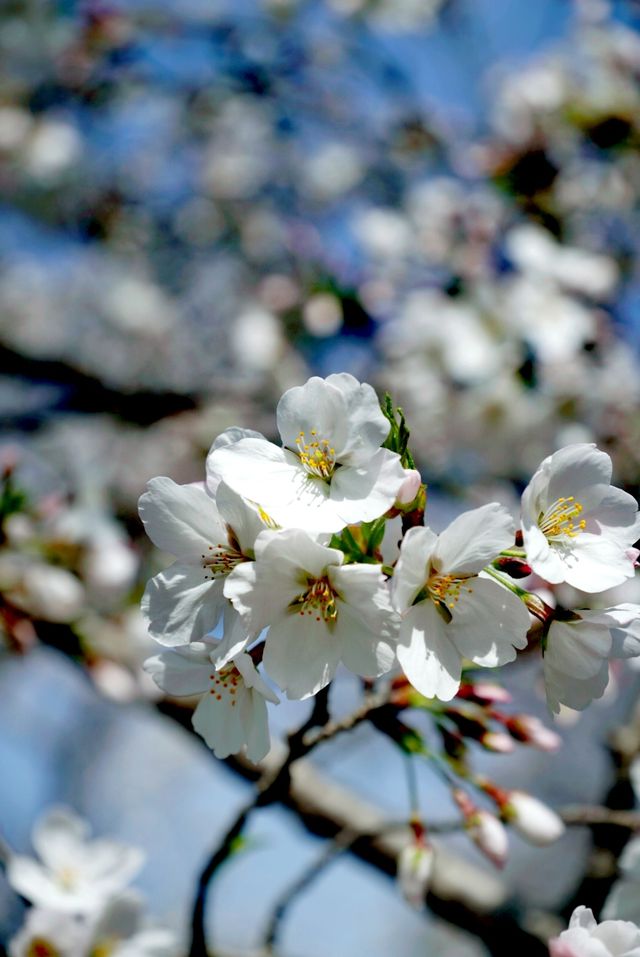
xmin=505 ymin=791 xmax=565 ymax=846
xmin=492 ymin=556 xmax=533 ymax=578
xmin=395 ymin=469 xmax=422 ymax=506
xmin=481 ymin=731 xmax=515 ymax=753
xmin=397 ymin=837 xmax=433 ymax=908
xmin=457 ymin=681 xmax=512 ymax=705
xmin=505 ymin=715 xmax=562 ymax=752
xmin=468 ymin=810 xmax=509 ymax=869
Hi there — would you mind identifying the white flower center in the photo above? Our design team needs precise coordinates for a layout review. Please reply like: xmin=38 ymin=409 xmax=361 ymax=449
xmin=56 ymin=865 xmax=78 ymax=891
xmin=296 ymin=430 xmax=337 ymax=480
xmin=290 ymin=576 xmax=339 ymax=624
xmin=209 ymin=664 xmax=242 ymax=707
xmin=538 ymin=496 xmax=586 ymax=541
xmin=201 ymin=527 xmax=244 ymax=580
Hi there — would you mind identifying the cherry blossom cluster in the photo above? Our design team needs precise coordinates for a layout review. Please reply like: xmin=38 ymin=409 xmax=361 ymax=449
xmin=139 ymin=372 xmax=640 ymax=768
xmin=5 ymin=807 xmax=177 ymax=957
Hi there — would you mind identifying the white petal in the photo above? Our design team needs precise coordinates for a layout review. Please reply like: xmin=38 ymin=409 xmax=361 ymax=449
xmin=329 ymin=449 xmax=406 ymax=526
xmin=92 ymin=890 xmax=144 ymax=940
xmin=215 ymin=482 xmax=273 ymax=556
xmin=263 ymin=614 xmax=343 ymax=699
xmin=449 ymin=576 xmax=529 ymax=667
xmin=138 ymin=478 xmax=226 ymax=562
xmin=589 ymin=486 xmax=640 ymax=539
xmin=211 ymin=605 xmax=251 ymax=668
xmin=544 ymin=657 xmax=610 ymax=714
xmin=330 ymin=562 xmax=397 ymax=636
xmin=234 ymin=652 xmax=279 ymax=704
xmin=335 ymin=601 xmax=396 ymax=678
xmin=564 ymin=536 xmax=637 ymax=592
xmin=545 ymin=618 xmax=611 ymax=678
xmin=242 ymin=692 xmax=272 ymax=764
xmin=206 ymin=427 xmax=265 ymax=494
xmin=397 ymin=604 xmax=462 ymax=701
xmin=433 ymin=503 xmax=516 ymax=576
xmin=325 ymin=372 xmax=391 ymax=463
xmin=141 ymin=563 xmax=226 ymax=646
xmin=80 ymin=840 xmax=144 ymax=889
xmin=192 ymin=692 xmax=247 ymax=758
xmin=391 ymin=526 xmax=438 ymax=612
xmin=277 ymin=376 xmax=350 ymax=457
xmin=143 ymin=645 xmax=212 ymax=696
xmin=32 ymin=807 xmax=90 ymax=871
xmin=545 ymin=444 xmax=612 ymax=505
xmin=7 ymin=858 xmax=66 ymax=910
xmin=523 ymin=524 xmax=567 ymax=583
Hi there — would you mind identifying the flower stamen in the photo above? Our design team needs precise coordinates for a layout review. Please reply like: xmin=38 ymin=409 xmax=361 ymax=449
xmin=428 ymin=572 xmax=473 ymax=614
xmin=538 ymin=496 xmax=587 ymax=540
xmin=289 ymin=576 xmax=338 ymax=624
xmin=296 ymin=430 xmax=337 ymax=480
xmin=201 ymin=533 xmax=244 ymax=580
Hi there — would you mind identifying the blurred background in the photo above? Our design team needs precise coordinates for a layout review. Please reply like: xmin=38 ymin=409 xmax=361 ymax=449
xmin=1 ymin=0 xmax=640 ymax=953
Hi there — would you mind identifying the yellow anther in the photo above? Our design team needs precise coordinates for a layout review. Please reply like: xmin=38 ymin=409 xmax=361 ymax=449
xmin=427 ymin=571 xmax=472 ymax=613
xmin=538 ymin=496 xmax=587 ymax=540
xmin=295 ymin=429 xmax=337 ymax=480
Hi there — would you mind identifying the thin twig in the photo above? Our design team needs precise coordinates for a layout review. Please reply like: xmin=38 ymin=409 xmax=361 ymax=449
xmin=188 ymin=688 xmax=330 ymax=957
xmin=263 ymin=827 xmax=358 ymax=954
xmin=302 ymin=688 xmax=391 ymax=748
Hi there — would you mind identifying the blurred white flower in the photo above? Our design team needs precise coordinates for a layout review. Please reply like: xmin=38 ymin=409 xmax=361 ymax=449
xmin=549 ymin=906 xmax=640 ymax=957
xmin=7 ymin=808 xmax=144 ymax=915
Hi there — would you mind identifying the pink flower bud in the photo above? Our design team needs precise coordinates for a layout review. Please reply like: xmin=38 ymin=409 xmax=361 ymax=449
xmin=481 ymin=731 xmax=515 ymax=753
xmin=506 ymin=715 xmax=562 ymax=752
xmin=506 ymin=791 xmax=565 ymax=846
xmin=468 ymin=811 xmax=509 ymax=868
xmin=395 ymin=469 xmax=422 ymax=505
xmin=459 ymin=681 xmax=512 ymax=705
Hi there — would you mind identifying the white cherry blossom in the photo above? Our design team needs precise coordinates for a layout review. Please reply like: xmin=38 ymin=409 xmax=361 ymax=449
xmin=391 ymin=504 xmax=530 ymax=701
xmin=144 ymin=639 xmax=278 ymax=763
xmin=206 ymin=373 xmax=406 ymax=533
xmin=521 ymin=444 xmax=640 ymax=593
xmin=224 ymin=528 xmax=398 ymax=699
xmin=9 ymin=908 xmax=88 ymax=957
xmin=7 ymin=807 xmax=144 ymax=915
xmin=9 ymin=894 xmax=178 ymax=957
xmin=543 ymin=604 xmax=640 ymax=714
xmin=549 ymin=906 xmax=640 ymax=957
xmin=139 ymin=477 xmax=271 ymax=651
xmin=603 ymin=837 xmax=640 ymax=923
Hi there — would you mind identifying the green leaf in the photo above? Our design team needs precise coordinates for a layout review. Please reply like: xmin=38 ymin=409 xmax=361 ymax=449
xmin=380 ymin=393 xmax=415 ymax=469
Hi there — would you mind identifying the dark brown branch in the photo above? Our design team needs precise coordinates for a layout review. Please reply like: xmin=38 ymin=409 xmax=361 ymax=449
xmin=188 ymin=689 xmax=330 ymax=957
